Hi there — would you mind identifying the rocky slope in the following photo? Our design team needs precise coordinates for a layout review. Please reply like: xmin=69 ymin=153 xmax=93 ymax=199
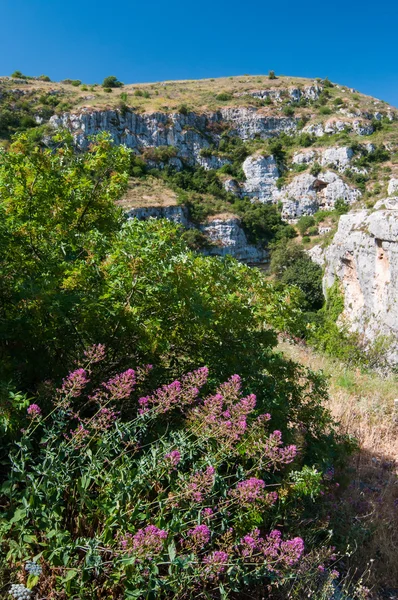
xmin=2 ymin=73 xmax=398 ymax=357
xmin=323 ymin=192 xmax=398 ymax=364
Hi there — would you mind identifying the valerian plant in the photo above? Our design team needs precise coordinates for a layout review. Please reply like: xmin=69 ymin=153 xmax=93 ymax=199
xmin=1 ymin=347 xmax=348 ymax=599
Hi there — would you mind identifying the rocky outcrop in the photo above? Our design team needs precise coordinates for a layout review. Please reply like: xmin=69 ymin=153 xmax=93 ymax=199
xmin=49 ymin=107 xmax=299 ymax=165
xmin=237 ymin=84 xmax=322 ymax=103
xmin=241 ymin=154 xmax=280 ymax=201
xmin=125 ymin=206 xmax=267 ymax=264
xmin=125 ymin=205 xmax=190 ymax=227
xmin=219 ymin=107 xmax=298 ymax=139
xmin=303 ymin=120 xmax=374 ymax=137
xmin=200 ymin=216 xmax=269 ymax=263
xmin=324 ymin=201 xmax=398 ymax=364
xmin=275 ymin=171 xmax=361 ymax=218
xmin=388 ymin=179 xmax=398 ymax=196
xmin=292 ymin=146 xmax=354 ymax=171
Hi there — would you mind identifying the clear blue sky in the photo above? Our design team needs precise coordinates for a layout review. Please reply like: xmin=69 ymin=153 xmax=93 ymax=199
xmin=1 ymin=0 xmax=398 ymax=106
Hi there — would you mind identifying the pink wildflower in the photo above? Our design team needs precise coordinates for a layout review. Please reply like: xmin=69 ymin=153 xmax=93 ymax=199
xmin=120 ymin=525 xmax=168 ymax=558
xmin=185 ymin=466 xmax=215 ymax=502
xmin=165 ymin=450 xmax=181 ymax=470
xmin=27 ymin=404 xmax=41 ymax=418
xmin=230 ymin=478 xmax=267 ymax=505
xmin=59 ymin=368 xmax=89 ymax=398
xmin=202 ymin=550 xmax=229 ymax=579
xmin=103 ymin=369 xmax=136 ymax=400
xmin=90 ymin=407 xmax=120 ymax=431
xmin=84 ymin=344 xmax=106 ymax=364
xmin=186 ymin=524 xmax=211 ymax=548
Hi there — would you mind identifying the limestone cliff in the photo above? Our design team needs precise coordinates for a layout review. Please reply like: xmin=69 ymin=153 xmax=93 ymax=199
xmin=324 ymin=197 xmax=398 ymax=363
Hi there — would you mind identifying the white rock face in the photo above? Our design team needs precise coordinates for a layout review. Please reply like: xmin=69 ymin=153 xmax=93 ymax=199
xmin=50 ymin=107 xmax=299 ymax=164
xmin=125 ymin=206 xmax=267 ymax=263
xmin=200 ymin=217 xmax=269 ymax=263
xmin=243 ymin=84 xmax=322 ymax=103
xmin=275 ymin=171 xmax=361 ymax=218
xmin=324 ymin=204 xmax=398 ymax=364
xmin=308 ymin=244 xmax=326 ymax=267
xmin=292 ymin=150 xmax=316 ymax=164
xmin=223 ymin=178 xmax=241 ymax=195
xmin=388 ymin=179 xmax=398 ymax=196
xmin=220 ymin=107 xmax=297 ymax=139
xmin=320 ymin=147 xmax=354 ymax=169
xmin=241 ymin=154 xmax=280 ymax=201
xmin=125 ymin=205 xmax=190 ymax=227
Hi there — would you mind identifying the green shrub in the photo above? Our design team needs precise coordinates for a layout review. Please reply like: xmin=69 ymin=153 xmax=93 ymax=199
xmin=181 ymin=227 xmax=210 ymax=250
xmin=283 ymin=105 xmax=295 ymax=117
xmin=322 ymin=77 xmax=334 ymax=88
xmin=297 ymin=215 xmax=315 ymax=236
xmin=11 ymin=70 xmax=26 ymax=79
xmin=102 ymin=75 xmax=124 ymax=88
xmin=134 ymin=89 xmax=144 ymax=97
xmin=302 ymin=235 xmax=311 ymax=243
xmin=216 ymin=92 xmax=232 ymax=101
xmin=71 ymin=79 xmax=81 ymax=86
xmin=178 ymin=104 xmax=189 ymax=115
xmin=319 ymin=106 xmax=332 ymax=115
xmin=297 ymin=132 xmax=314 ymax=147
xmin=308 ymin=226 xmax=319 ymax=236
xmin=268 ymin=70 xmax=276 ymax=79
xmin=270 ymin=241 xmax=324 ymax=310
xmin=120 ymin=92 xmax=128 ymax=102
xmin=310 ymin=162 xmax=322 ymax=176
xmin=103 ymin=87 xmax=112 ymax=93
xmin=37 ymin=74 xmax=51 ymax=82
xmin=334 ymin=198 xmax=350 ymax=214
xmin=81 ymin=84 xmax=88 ymax=91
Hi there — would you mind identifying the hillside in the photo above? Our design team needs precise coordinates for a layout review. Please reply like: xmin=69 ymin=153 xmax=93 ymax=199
xmin=1 ymin=73 xmax=398 ymax=600
xmin=3 ymin=72 xmax=398 ymax=362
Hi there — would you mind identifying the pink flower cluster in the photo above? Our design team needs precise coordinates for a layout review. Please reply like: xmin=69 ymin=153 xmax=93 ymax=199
xmin=239 ymin=528 xmax=304 ymax=568
xmin=165 ymin=450 xmax=181 ymax=470
xmin=189 ymin=375 xmax=256 ymax=446
xmin=185 ymin=466 xmax=216 ymax=503
xmin=84 ymin=343 xmax=106 ymax=364
xmin=229 ymin=478 xmax=278 ymax=507
xmin=27 ymin=404 xmax=41 ymax=418
xmin=59 ymin=368 xmax=89 ymax=399
xmin=103 ymin=369 xmax=136 ymax=400
xmin=186 ymin=524 xmax=211 ymax=548
xmin=202 ymin=550 xmax=229 ymax=579
xmin=90 ymin=407 xmax=120 ymax=431
xmin=120 ymin=525 xmax=168 ymax=558
xmin=264 ymin=430 xmax=298 ymax=467
xmin=138 ymin=367 xmax=208 ymax=415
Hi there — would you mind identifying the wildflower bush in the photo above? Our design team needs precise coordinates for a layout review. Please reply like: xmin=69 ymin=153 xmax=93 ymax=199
xmin=1 ymin=347 xmax=349 ymax=598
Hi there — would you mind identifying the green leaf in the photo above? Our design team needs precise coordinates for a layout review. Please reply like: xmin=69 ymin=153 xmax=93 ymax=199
xmin=61 ymin=569 xmax=78 ymax=583
xmin=10 ymin=508 xmax=26 ymax=523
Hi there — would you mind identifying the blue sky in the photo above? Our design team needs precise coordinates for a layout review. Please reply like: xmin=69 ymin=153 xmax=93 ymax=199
xmin=1 ymin=0 xmax=398 ymax=106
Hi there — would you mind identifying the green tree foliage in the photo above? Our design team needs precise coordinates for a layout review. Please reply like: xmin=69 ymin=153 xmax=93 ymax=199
xmin=0 ymin=131 xmax=130 ymax=386
xmin=296 ymin=215 xmax=315 ymax=236
xmin=271 ymin=242 xmax=324 ymax=311
xmin=102 ymin=75 xmax=124 ymax=88
xmin=334 ymin=198 xmax=350 ymax=214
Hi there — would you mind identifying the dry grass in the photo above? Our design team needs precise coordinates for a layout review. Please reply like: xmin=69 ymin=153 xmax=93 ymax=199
xmin=278 ymin=339 xmax=398 ymax=595
xmin=116 ymin=177 xmax=178 ymax=210
xmin=2 ymin=73 xmax=396 ymax=115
